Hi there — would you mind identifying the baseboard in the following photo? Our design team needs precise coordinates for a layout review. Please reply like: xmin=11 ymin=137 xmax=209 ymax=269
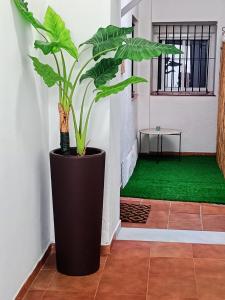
xmin=101 ymin=220 xmax=121 ymax=255
xmin=15 ymin=244 xmax=53 ymax=300
xmin=139 ymin=152 xmax=216 ymax=157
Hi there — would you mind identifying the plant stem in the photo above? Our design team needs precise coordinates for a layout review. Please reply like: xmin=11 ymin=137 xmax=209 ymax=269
xmin=60 ymin=50 xmax=67 ymax=107
xmin=79 ymin=81 xmax=92 ymax=134
xmin=69 ymin=47 xmax=117 ymax=103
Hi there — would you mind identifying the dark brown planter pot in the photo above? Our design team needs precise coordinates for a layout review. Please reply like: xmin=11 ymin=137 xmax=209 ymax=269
xmin=50 ymin=147 xmax=105 ymax=276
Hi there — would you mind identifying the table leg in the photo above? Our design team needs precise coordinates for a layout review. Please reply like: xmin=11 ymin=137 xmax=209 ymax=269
xmin=179 ymin=133 xmax=182 ymax=161
xmin=157 ymin=134 xmax=160 ymax=163
xmin=161 ymin=135 xmax=163 ymax=157
xmin=139 ymin=132 xmax=142 ymax=154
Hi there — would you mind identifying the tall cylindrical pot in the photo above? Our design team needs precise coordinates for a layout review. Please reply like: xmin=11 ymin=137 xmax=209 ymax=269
xmin=50 ymin=147 xmax=105 ymax=276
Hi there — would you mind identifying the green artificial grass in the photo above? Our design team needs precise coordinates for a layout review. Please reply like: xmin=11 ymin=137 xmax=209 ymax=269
xmin=121 ymin=156 xmax=225 ymax=204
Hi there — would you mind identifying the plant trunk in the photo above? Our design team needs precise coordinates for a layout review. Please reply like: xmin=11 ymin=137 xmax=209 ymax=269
xmin=59 ymin=103 xmax=70 ymax=155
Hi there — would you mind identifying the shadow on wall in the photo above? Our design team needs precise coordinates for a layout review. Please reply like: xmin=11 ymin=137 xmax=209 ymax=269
xmin=11 ymin=3 xmax=50 ymax=250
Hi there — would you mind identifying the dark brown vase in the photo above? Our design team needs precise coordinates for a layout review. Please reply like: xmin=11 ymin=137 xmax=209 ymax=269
xmin=50 ymin=147 xmax=105 ymax=276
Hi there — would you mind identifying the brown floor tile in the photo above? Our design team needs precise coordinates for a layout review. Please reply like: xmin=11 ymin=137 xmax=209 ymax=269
xmin=95 ymin=294 xmax=146 ymax=300
xmin=23 ymin=290 xmax=45 ymax=300
xmin=48 ymin=271 xmax=101 ymax=296
xmin=150 ymin=258 xmax=195 ymax=276
xmin=148 ymin=200 xmax=170 ymax=212
xmin=120 ymin=197 xmax=141 ymax=204
xmin=194 ymin=258 xmax=225 ymax=279
xmin=147 ymin=210 xmax=169 ymax=229
xmin=196 ymin=276 xmax=225 ymax=300
xmin=150 ymin=242 xmax=193 ymax=258
xmin=148 ymin=273 xmax=197 ymax=299
xmin=170 ymin=202 xmax=200 ymax=214
xmin=193 ymin=244 xmax=225 ymax=259
xmin=201 ymin=204 xmax=225 ymax=215
xmin=30 ymin=270 xmax=55 ymax=290
xmin=104 ymin=256 xmax=148 ymax=276
xmin=43 ymin=291 xmax=93 ymax=299
xmin=147 ymin=297 xmax=198 ymax=300
xmin=98 ymin=271 xmax=148 ymax=296
xmin=111 ymin=240 xmax=150 ymax=255
xmin=168 ymin=213 xmax=202 ymax=230
xmin=202 ymin=215 xmax=225 ymax=231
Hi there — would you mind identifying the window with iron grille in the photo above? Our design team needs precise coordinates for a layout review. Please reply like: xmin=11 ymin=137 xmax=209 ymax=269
xmin=152 ymin=23 xmax=217 ymax=96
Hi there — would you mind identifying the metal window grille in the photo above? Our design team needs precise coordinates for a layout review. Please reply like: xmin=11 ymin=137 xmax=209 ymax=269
xmin=152 ymin=23 xmax=217 ymax=96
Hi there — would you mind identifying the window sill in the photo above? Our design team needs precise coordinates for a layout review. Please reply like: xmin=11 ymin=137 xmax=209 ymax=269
xmin=151 ymin=91 xmax=216 ymax=97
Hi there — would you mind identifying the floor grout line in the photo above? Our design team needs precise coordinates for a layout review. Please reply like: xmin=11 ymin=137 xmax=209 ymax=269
xmin=167 ymin=201 xmax=172 ymax=229
xmin=193 ymin=255 xmax=200 ymax=299
xmin=145 ymin=246 xmax=151 ymax=299
xmin=93 ymin=255 xmax=108 ymax=299
xmin=200 ymin=204 xmax=204 ymax=231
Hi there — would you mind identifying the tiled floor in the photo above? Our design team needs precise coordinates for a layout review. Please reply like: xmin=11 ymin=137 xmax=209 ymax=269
xmin=121 ymin=197 xmax=225 ymax=231
xmin=23 ymin=241 xmax=225 ymax=300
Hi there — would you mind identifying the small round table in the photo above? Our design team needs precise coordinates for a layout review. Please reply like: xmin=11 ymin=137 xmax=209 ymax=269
xmin=139 ymin=128 xmax=182 ymax=160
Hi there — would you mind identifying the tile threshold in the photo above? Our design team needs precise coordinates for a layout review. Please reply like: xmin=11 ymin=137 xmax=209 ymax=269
xmin=117 ymin=228 xmax=225 ymax=245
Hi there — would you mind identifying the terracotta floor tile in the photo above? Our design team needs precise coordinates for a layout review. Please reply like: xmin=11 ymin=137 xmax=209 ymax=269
xmin=170 ymin=202 xmax=200 ymax=214
xmin=23 ymin=290 xmax=45 ymax=300
xmin=104 ymin=256 xmax=149 ymax=276
xmin=168 ymin=213 xmax=202 ymax=230
xmin=111 ymin=240 xmax=151 ymax=254
xmin=202 ymin=215 xmax=225 ymax=231
xmin=193 ymin=244 xmax=225 ymax=259
xmin=147 ymin=210 xmax=169 ymax=229
xmin=194 ymin=258 xmax=225 ymax=279
xmin=95 ymin=294 xmax=146 ymax=300
xmin=150 ymin=258 xmax=195 ymax=277
xmin=98 ymin=271 xmax=148 ymax=296
xmin=30 ymin=270 xmax=55 ymax=290
xmin=147 ymin=297 xmax=198 ymax=300
xmin=148 ymin=200 xmax=170 ymax=212
xmin=43 ymin=291 xmax=93 ymax=299
xmin=120 ymin=197 xmax=141 ymax=204
xmin=201 ymin=204 xmax=225 ymax=215
xmin=150 ymin=242 xmax=193 ymax=258
xmin=48 ymin=270 xmax=101 ymax=295
xmin=196 ymin=276 xmax=225 ymax=300
xmin=148 ymin=273 xmax=197 ymax=299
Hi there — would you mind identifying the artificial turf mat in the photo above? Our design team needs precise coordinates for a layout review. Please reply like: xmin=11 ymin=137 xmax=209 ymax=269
xmin=121 ymin=156 xmax=225 ymax=204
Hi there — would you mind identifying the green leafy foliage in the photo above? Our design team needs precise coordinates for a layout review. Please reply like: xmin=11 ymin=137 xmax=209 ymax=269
xmin=80 ymin=58 xmax=122 ymax=88
xmin=115 ymin=38 xmax=182 ymax=61
xmin=13 ymin=0 xmax=48 ymax=31
xmin=80 ymin=25 xmax=133 ymax=60
xmin=29 ymin=56 xmax=63 ymax=87
xmin=95 ymin=76 xmax=147 ymax=102
xmin=43 ymin=6 xmax=78 ymax=59
xmin=34 ymin=40 xmax=60 ymax=55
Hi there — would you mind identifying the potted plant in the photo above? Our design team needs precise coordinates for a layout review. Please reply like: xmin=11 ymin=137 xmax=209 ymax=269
xmin=14 ymin=0 xmax=181 ymax=276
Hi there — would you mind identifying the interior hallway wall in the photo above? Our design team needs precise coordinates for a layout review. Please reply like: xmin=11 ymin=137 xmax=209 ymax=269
xmin=138 ymin=0 xmax=225 ymax=153
xmin=0 ymin=1 xmax=51 ymax=299
xmin=120 ymin=0 xmax=139 ymax=187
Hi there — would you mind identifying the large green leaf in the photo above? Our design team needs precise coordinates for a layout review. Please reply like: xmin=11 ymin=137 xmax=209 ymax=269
xmin=43 ymin=6 xmax=78 ymax=59
xmin=95 ymin=76 xmax=147 ymax=102
xmin=29 ymin=56 xmax=63 ymax=87
xmin=80 ymin=25 xmax=133 ymax=60
xmin=80 ymin=58 xmax=122 ymax=88
xmin=115 ymin=38 xmax=182 ymax=61
xmin=13 ymin=0 xmax=48 ymax=31
xmin=34 ymin=40 xmax=60 ymax=55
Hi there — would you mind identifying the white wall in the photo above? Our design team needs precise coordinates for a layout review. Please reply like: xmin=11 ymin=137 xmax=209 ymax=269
xmin=120 ymin=0 xmax=139 ymax=186
xmin=47 ymin=0 xmax=121 ymax=245
xmin=0 ymin=1 xmax=51 ymax=299
xmin=138 ymin=0 xmax=225 ymax=153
